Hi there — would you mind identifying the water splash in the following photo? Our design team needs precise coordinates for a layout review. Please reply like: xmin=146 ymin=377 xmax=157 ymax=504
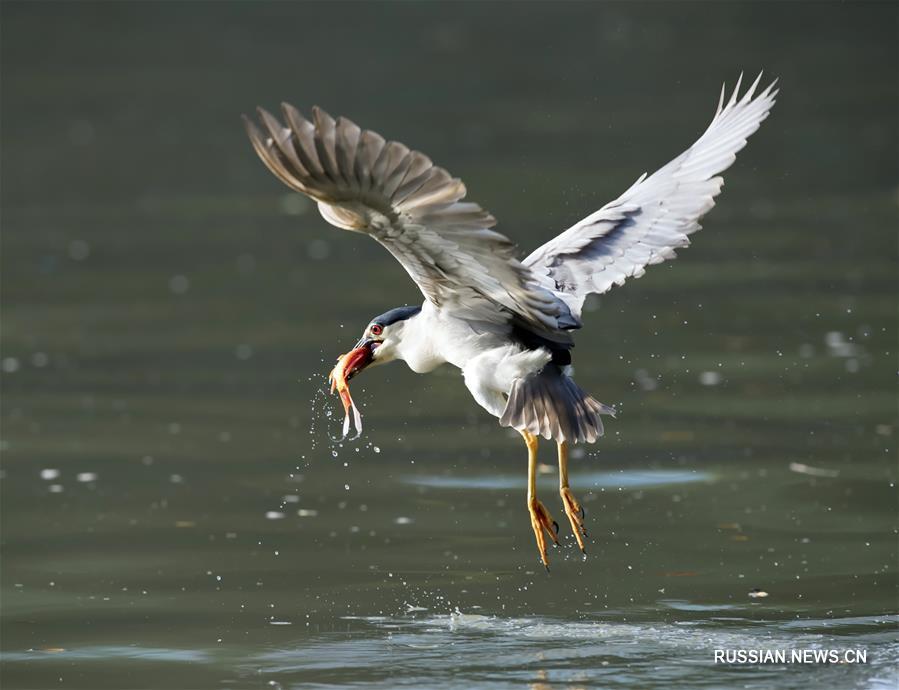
xmin=307 ymin=377 xmax=380 ymax=461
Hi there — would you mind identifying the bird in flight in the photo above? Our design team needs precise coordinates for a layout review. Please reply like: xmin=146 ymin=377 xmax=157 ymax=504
xmin=244 ymin=73 xmax=777 ymax=568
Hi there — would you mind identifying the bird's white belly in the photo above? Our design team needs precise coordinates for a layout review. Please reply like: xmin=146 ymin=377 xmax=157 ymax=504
xmin=396 ymin=305 xmax=551 ymax=418
xmin=460 ymin=345 xmax=552 ymax=418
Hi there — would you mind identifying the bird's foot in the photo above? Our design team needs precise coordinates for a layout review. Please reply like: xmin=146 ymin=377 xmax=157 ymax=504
xmin=560 ymin=487 xmax=588 ymax=554
xmin=528 ymin=498 xmax=559 ymax=569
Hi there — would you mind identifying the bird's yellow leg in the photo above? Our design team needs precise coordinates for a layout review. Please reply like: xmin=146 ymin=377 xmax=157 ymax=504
xmin=522 ymin=430 xmax=559 ymax=569
xmin=558 ymin=441 xmax=588 ymax=554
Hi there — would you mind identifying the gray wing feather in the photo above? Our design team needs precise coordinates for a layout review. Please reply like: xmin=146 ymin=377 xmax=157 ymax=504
xmin=245 ymin=104 xmax=574 ymax=341
xmin=524 ymin=73 xmax=778 ymax=320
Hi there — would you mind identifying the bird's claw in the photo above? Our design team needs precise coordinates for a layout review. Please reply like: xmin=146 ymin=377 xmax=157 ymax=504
xmin=560 ymin=487 xmax=588 ymax=554
xmin=528 ymin=498 xmax=558 ymax=568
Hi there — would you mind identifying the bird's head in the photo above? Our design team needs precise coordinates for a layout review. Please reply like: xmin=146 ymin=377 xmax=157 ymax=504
xmin=340 ymin=305 xmax=422 ymax=379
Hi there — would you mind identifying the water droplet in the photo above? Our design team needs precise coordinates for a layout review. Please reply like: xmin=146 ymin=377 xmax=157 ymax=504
xmin=307 ymin=239 xmax=331 ymax=260
xmin=68 ymin=239 xmax=91 ymax=261
xmin=699 ymin=371 xmax=722 ymax=386
xmin=168 ymin=275 xmax=190 ymax=294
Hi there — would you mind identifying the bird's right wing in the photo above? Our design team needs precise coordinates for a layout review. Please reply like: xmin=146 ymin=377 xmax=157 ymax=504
xmin=244 ymin=104 xmax=574 ymax=341
xmin=523 ymin=74 xmax=778 ymax=321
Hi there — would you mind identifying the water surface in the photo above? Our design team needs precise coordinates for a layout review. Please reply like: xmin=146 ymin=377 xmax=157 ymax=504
xmin=2 ymin=2 xmax=897 ymax=688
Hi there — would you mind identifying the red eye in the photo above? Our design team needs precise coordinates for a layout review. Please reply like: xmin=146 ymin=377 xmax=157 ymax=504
xmin=370 ymin=324 xmax=383 ymax=336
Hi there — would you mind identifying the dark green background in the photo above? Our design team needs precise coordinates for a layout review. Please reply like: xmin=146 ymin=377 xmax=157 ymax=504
xmin=2 ymin=2 xmax=897 ymax=688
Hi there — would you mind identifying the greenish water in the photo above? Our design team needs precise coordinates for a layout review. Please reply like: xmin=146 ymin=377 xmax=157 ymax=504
xmin=1 ymin=2 xmax=897 ymax=688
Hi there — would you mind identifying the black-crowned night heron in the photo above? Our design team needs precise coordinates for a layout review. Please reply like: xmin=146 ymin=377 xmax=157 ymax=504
xmin=244 ymin=73 xmax=777 ymax=568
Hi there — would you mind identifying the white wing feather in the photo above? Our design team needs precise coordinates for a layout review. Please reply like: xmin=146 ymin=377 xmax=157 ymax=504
xmin=524 ymin=73 xmax=778 ymax=319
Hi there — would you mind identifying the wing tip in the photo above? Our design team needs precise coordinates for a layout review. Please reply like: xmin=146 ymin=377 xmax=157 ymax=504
xmin=729 ymin=72 xmax=744 ymax=106
xmin=721 ymin=70 xmax=780 ymax=111
xmin=311 ymin=104 xmax=336 ymax=131
xmin=242 ymin=110 xmax=269 ymax=149
xmin=280 ymin=100 xmax=303 ymax=120
xmin=241 ymin=111 xmax=257 ymax=134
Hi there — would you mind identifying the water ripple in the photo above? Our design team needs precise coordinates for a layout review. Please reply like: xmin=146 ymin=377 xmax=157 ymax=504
xmin=402 ymin=469 xmax=713 ymax=490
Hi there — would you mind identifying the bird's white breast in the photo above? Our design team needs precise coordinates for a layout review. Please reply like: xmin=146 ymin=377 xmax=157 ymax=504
xmin=393 ymin=303 xmax=450 ymax=373
xmin=395 ymin=303 xmax=551 ymax=418
xmin=395 ymin=303 xmax=507 ymax=372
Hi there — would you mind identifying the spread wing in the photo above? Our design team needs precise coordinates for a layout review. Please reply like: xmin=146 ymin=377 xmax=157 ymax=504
xmin=244 ymin=104 xmax=576 ymax=342
xmin=524 ymin=73 xmax=778 ymax=320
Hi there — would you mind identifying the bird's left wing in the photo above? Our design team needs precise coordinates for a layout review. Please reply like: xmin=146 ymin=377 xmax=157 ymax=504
xmin=523 ymin=73 xmax=778 ymax=321
xmin=244 ymin=105 xmax=575 ymax=340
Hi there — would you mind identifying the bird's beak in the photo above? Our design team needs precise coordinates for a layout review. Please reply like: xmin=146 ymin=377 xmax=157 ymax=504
xmin=343 ymin=338 xmax=376 ymax=380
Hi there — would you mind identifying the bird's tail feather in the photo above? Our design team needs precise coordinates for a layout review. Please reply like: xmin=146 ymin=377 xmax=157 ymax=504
xmin=500 ymin=365 xmax=614 ymax=444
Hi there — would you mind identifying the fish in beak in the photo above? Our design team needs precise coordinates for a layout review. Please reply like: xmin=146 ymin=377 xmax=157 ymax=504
xmin=328 ymin=338 xmax=375 ymax=439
